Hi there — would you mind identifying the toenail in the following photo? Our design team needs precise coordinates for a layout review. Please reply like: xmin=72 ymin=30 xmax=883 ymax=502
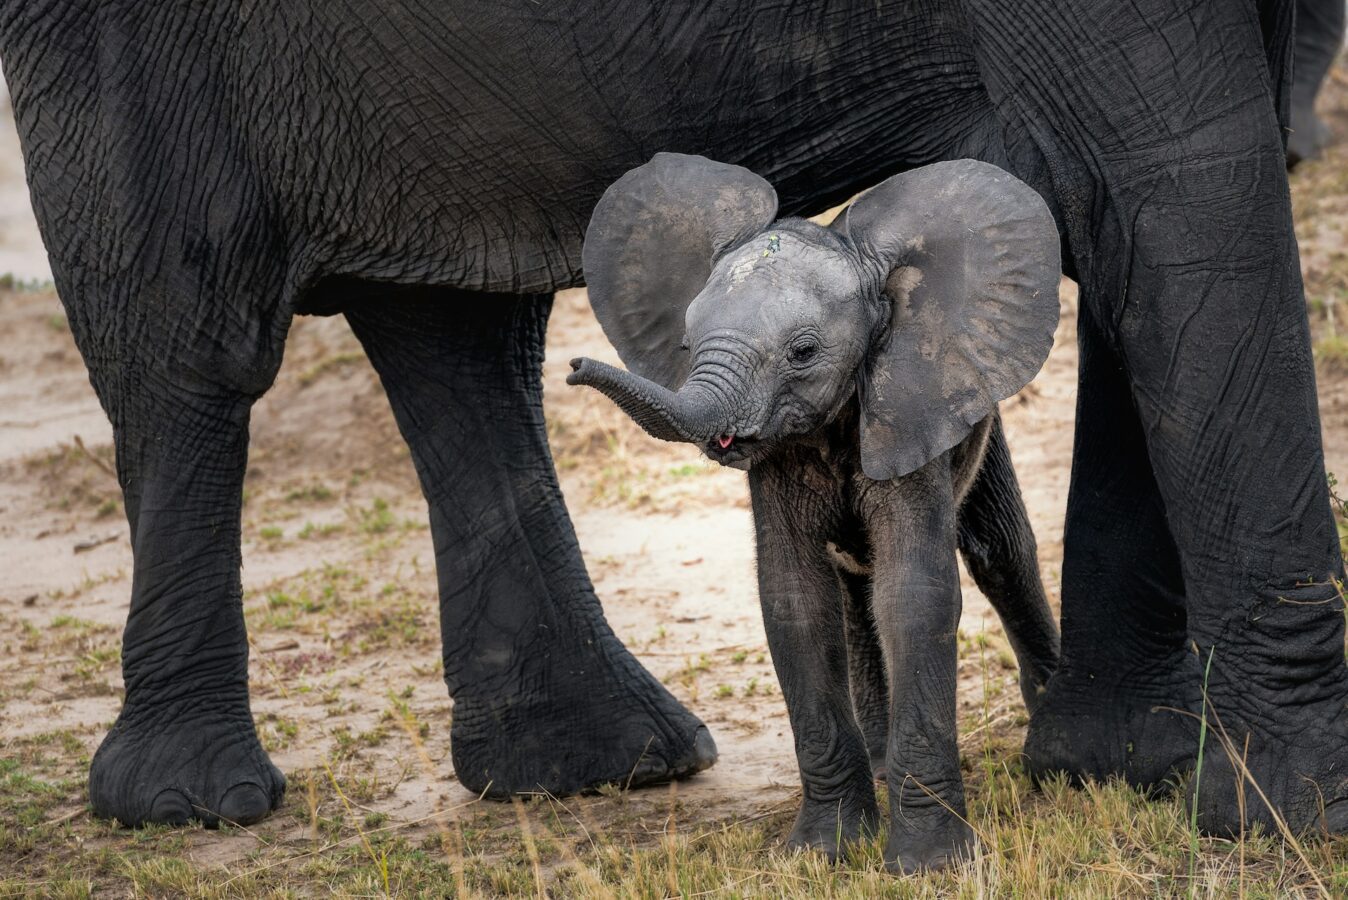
xmin=149 ymin=789 xmax=194 ymax=826
xmin=217 ymin=782 xmax=273 ymax=826
xmin=690 ymin=726 xmax=718 ymax=771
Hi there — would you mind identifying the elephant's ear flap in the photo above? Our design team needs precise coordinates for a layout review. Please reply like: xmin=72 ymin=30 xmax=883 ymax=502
xmin=582 ymin=153 xmax=778 ymax=390
xmin=838 ymin=160 xmax=1060 ymax=481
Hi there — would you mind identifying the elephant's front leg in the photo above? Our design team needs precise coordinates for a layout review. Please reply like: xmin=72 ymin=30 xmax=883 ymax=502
xmin=749 ymin=464 xmax=879 ymax=861
xmin=346 ymin=290 xmax=713 ymax=798
xmin=866 ymin=461 xmax=974 ymax=874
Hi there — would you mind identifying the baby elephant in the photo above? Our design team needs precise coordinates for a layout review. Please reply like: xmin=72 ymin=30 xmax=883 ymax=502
xmin=568 ymin=153 xmax=1061 ymax=874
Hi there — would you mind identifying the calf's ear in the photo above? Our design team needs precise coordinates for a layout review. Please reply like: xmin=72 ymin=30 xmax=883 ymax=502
xmin=582 ymin=153 xmax=778 ymax=390
xmin=838 ymin=160 xmax=1060 ymax=481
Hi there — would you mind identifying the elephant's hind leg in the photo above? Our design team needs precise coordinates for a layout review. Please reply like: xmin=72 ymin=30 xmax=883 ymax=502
xmin=1021 ymin=309 xmax=1199 ymax=793
xmin=345 ymin=290 xmax=714 ymax=798
xmin=955 ymin=414 xmax=1059 ymax=712
xmin=85 ymin=307 xmax=287 ymax=827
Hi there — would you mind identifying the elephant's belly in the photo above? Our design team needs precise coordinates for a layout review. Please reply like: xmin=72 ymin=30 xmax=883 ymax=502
xmin=275 ymin=0 xmax=992 ymax=295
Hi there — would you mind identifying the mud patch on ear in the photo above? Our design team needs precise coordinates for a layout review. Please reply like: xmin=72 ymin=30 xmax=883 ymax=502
xmin=886 ymin=266 xmax=924 ymax=308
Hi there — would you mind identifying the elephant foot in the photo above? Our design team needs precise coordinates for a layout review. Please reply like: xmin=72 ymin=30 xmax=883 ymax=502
xmin=448 ymin=642 xmax=717 ymax=798
xmin=785 ymin=790 xmax=881 ymax=863
xmin=884 ymin=815 xmax=977 ymax=875
xmin=90 ymin=700 xmax=285 ymax=827
xmin=1191 ymin=687 xmax=1348 ymax=837
xmin=1024 ymin=652 xmax=1201 ymax=792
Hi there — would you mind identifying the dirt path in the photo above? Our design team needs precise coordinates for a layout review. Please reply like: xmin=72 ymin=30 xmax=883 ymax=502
xmin=2 ymin=86 xmax=1348 ymax=885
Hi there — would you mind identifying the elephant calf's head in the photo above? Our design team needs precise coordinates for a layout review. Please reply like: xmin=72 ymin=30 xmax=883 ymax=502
xmin=568 ymin=153 xmax=1061 ymax=480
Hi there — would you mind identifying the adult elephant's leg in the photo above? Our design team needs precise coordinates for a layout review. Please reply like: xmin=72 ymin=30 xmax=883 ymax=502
xmin=1021 ymin=307 xmax=1197 ymax=790
xmin=345 ymin=291 xmax=714 ymax=797
xmin=955 ymin=414 xmax=1060 ymax=714
xmin=1289 ymin=0 xmax=1345 ymax=166
xmin=1114 ymin=169 xmax=1348 ymax=835
xmin=85 ymin=304 xmax=287 ymax=827
xmin=970 ymin=0 xmax=1348 ymax=832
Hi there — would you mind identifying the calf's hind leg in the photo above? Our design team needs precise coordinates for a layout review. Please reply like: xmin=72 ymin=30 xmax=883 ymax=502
xmin=344 ymin=289 xmax=714 ymax=798
xmin=955 ymin=415 xmax=1059 ymax=711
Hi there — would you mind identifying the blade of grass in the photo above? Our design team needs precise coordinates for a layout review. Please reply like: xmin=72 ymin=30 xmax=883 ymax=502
xmin=1190 ymin=644 xmax=1215 ymax=889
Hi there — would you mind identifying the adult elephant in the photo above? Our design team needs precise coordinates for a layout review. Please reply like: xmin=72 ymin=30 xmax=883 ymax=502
xmin=1 ymin=1 xmax=1343 ymax=837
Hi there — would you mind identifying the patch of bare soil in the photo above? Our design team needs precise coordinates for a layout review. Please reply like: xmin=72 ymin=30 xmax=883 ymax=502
xmin=2 ymin=62 xmax=1348 ymax=891
xmin=1295 ymin=64 xmax=1348 ymax=487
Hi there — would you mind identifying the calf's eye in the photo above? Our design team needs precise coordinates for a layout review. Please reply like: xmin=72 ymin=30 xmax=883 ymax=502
xmin=789 ymin=341 xmax=819 ymax=364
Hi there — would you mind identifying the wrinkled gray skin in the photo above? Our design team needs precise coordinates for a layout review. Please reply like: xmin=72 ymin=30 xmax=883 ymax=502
xmin=569 ymin=156 xmax=1062 ymax=872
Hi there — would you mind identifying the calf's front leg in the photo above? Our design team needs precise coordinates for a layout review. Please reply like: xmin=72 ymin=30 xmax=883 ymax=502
xmin=749 ymin=462 xmax=879 ymax=861
xmin=866 ymin=459 xmax=975 ymax=874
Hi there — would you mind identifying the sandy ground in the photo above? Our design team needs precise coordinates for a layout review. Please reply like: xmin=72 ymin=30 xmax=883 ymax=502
xmin=2 ymin=76 xmax=1347 ymax=875
xmin=0 ymin=85 xmax=51 ymax=283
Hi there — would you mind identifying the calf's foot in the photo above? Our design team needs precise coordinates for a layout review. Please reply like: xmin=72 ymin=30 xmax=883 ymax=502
xmin=786 ymin=787 xmax=881 ymax=863
xmin=883 ymin=797 xmax=977 ymax=875
xmin=90 ymin=700 xmax=284 ymax=827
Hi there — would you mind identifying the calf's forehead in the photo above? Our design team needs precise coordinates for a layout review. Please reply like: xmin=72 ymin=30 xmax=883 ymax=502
xmin=690 ymin=230 xmax=864 ymax=331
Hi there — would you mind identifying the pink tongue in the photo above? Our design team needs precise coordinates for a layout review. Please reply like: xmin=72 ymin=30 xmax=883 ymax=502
xmin=718 ymin=434 xmax=734 ymax=449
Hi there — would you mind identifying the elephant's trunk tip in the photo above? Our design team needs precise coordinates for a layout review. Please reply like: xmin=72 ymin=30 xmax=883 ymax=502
xmin=563 ymin=356 xmax=707 ymax=445
xmin=565 ymin=357 xmax=593 ymax=386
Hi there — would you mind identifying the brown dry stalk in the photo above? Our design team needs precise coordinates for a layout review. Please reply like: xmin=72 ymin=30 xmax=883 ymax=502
xmin=512 ymin=797 xmax=547 ymax=900
xmin=72 ymin=434 xmax=116 ymax=479
xmin=389 ymin=702 xmax=469 ymax=898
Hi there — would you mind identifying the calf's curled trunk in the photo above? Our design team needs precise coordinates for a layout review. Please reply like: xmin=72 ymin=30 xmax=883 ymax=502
xmin=567 ymin=358 xmax=728 ymax=445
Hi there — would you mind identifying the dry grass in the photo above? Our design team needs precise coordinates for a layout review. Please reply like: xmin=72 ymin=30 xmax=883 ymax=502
xmin=6 ymin=700 xmax=1348 ymax=897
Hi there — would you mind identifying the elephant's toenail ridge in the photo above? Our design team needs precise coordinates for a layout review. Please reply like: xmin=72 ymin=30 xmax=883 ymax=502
xmin=218 ymin=783 xmax=271 ymax=826
xmin=689 ymin=726 xmax=717 ymax=772
xmin=149 ymin=789 xmax=193 ymax=826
